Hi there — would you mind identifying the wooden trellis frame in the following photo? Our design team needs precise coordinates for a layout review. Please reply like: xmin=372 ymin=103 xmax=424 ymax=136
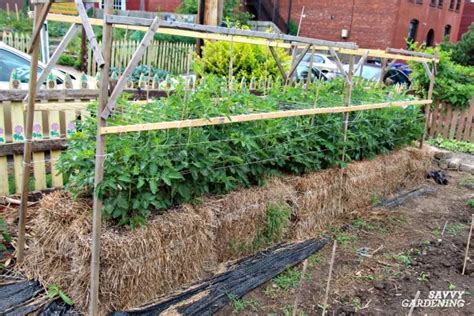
xmin=17 ymin=2 xmax=438 ymax=315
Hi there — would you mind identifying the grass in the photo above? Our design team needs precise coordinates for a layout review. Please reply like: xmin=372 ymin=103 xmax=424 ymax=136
xmin=393 ymin=253 xmax=412 ymax=266
xmin=468 ymin=198 xmax=474 ymax=208
xmin=445 ymin=223 xmax=468 ymax=236
xmin=272 ymin=267 xmax=302 ymax=291
xmin=8 ymin=174 xmax=54 ymax=195
xmin=227 ymin=294 xmax=259 ymax=313
xmin=335 ymin=232 xmax=357 ymax=248
xmin=352 ymin=217 xmax=387 ymax=234
xmin=459 ymin=176 xmax=474 ymax=189
xmin=230 ymin=203 xmax=291 ymax=256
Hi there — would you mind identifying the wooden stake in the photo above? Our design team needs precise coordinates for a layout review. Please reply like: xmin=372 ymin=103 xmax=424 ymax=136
xmin=462 ymin=214 xmax=474 ymax=275
xmin=292 ymin=259 xmax=308 ymax=316
xmin=420 ymin=61 xmax=436 ymax=148
xmin=101 ymin=17 xmax=161 ymax=119
xmin=89 ymin=0 xmax=113 ymax=313
xmin=27 ymin=2 xmax=52 ymax=54
xmin=16 ymin=3 xmax=43 ymax=264
xmin=408 ymin=290 xmax=420 ymax=316
xmin=322 ymin=240 xmax=337 ymax=316
xmin=15 ymin=3 xmax=19 ymax=21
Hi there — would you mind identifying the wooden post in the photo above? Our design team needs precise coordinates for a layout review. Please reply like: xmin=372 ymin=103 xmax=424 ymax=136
xmin=322 ymin=240 xmax=337 ymax=316
xmin=195 ymin=0 xmax=205 ymax=57
xmin=16 ymin=3 xmax=44 ymax=263
xmin=89 ymin=0 xmax=113 ymax=313
xmin=204 ymin=0 xmax=220 ymax=26
xmin=420 ymin=61 xmax=436 ymax=148
xmin=379 ymin=58 xmax=388 ymax=84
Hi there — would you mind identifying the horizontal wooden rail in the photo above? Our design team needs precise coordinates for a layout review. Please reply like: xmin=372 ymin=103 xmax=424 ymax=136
xmin=46 ymin=14 xmax=437 ymax=63
xmin=100 ymin=99 xmax=432 ymax=135
xmin=105 ymin=15 xmax=358 ymax=50
xmin=0 ymin=139 xmax=67 ymax=157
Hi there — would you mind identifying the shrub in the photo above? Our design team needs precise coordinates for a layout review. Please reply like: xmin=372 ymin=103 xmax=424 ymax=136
xmin=57 ymin=77 xmax=423 ymax=227
xmin=409 ymin=46 xmax=474 ymax=109
xmin=195 ymin=40 xmax=290 ymax=80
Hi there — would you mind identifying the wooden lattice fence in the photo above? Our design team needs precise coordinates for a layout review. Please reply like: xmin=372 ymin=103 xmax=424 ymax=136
xmin=428 ymin=100 xmax=474 ymax=142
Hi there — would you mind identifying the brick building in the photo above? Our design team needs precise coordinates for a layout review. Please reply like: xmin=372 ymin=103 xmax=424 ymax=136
xmin=458 ymin=0 xmax=474 ymax=39
xmin=246 ymin=0 xmax=466 ymax=49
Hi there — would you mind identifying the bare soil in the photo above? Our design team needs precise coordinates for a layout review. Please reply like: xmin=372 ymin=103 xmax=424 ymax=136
xmin=218 ymin=169 xmax=474 ymax=316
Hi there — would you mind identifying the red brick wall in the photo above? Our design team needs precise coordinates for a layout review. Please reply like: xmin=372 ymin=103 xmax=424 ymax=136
xmin=277 ymin=0 xmax=464 ymax=49
xmin=394 ymin=0 xmax=464 ymax=48
xmin=458 ymin=0 xmax=474 ymax=40
xmin=145 ymin=0 xmax=182 ymax=12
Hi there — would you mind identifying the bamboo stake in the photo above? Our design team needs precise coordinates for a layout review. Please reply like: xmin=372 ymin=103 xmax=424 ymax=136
xmin=89 ymin=0 xmax=113 ymax=313
xmin=15 ymin=3 xmax=19 ymax=21
xmin=420 ymin=61 xmax=436 ymax=148
xmin=16 ymin=3 xmax=44 ymax=264
xmin=322 ymin=240 xmax=337 ymax=316
xmin=291 ymin=259 xmax=308 ymax=316
xmin=462 ymin=214 xmax=474 ymax=275
xmin=408 ymin=290 xmax=420 ymax=316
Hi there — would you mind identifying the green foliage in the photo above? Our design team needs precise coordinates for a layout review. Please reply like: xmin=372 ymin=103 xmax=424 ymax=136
xmin=409 ymin=46 xmax=474 ymax=109
xmin=272 ymin=267 xmax=302 ymax=291
xmin=442 ymin=24 xmax=474 ymax=66
xmin=195 ymin=40 xmax=291 ymax=80
xmin=260 ymin=204 xmax=291 ymax=243
xmin=427 ymin=136 xmax=474 ymax=154
xmin=47 ymin=284 xmax=73 ymax=305
xmin=0 ymin=9 xmax=32 ymax=32
xmin=445 ymin=223 xmax=468 ymax=236
xmin=57 ymin=76 xmax=423 ymax=227
xmin=227 ymin=294 xmax=259 ymax=313
xmin=177 ymin=0 xmax=240 ymax=17
xmin=394 ymin=253 xmax=412 ymax=266
xmin=288 ymin=20 xmax=298 ymax=36
xmin=0 ymin=216 xmax=12 ymax=252
xmin=468 ymin=198 xmax=474 ymax=208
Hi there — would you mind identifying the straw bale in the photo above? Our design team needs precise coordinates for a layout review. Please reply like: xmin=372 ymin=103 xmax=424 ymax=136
xmin=288 ymin=168 xmax=342 ymax=239
xmin=208 ymin=177 xmax=297 ymax=261
xmin=343 ymin=154 xmax=386 ymax=210
xmin=19 ymin=192 xmax=215 ymax=314
xmin=17 ymin=147 xmax=431 ymax=315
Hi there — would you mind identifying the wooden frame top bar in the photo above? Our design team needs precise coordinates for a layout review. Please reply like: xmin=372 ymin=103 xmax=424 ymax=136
xmin=105 ymin=15 xmax=359 ymax=50
xmin=386 ymin=48 xmax=437 ymax=59
xmin=100 ymin=99 xmax=432 ymax=135
xmin=46 ymin=14 xmax=438 ymax=63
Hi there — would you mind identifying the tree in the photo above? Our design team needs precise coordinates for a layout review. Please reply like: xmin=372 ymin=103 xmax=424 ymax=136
xmin=451 ymin=23 xmax=474 ymax=66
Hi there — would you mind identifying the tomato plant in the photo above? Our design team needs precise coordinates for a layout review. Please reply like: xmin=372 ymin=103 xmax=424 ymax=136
xmin=57 ymin=76 xmax=423 ymax=227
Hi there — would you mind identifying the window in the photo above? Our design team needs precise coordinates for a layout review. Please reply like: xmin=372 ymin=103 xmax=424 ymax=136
xmin=449 ymin=0 xmax=455 ymax=10
xmin=426 ymin=29 xmax=435 ymax=46
xmin=438 ymin=0 xmax=444 ymax=7
xmin=101 ymin=0 xmax=125 ymax=10
xmin=444 ymin=24 xmax=452 ymax=37
xmin=407 ymin=19 xmax=419 ymax=43
xmin=0 ymin=48 xmax=42 ymax=82
xmin=303 ymin=54 xmax=325 ymax=64
xmin=416 ymin=0 xmax=423 ymax=4
xmin=456 ymin=0 xmax=461 ymax=10
xmin=430 ymin=0 xmax=437 ymax=6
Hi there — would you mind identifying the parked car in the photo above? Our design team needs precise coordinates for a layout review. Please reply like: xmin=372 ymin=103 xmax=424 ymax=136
xmin=294 ymin=64 xmax=335 ymax=82
xmin=301 ymin=53 xmax=339 ymax=74
xmin=345 ymin=64 xmax=411 ymax=86
xmin=0 ymin=42 xmax=91 ymax=89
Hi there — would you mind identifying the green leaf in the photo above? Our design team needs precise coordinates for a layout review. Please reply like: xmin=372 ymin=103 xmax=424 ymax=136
xmin=149 ymin=181 xmax=158 ymax=194
xmin=59 ymin=291 xmax=73 ymax=305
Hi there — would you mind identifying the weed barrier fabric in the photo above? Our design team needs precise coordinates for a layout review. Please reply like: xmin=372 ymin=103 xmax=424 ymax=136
xmin=0 ymin=280 xmax=42 ymax=312
xmin=111 ymin=238 xmax=329 ymax=316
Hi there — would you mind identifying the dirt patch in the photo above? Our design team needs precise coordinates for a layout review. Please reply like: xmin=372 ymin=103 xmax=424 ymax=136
xmin=217 ymin=169 xmax=473 ymax=315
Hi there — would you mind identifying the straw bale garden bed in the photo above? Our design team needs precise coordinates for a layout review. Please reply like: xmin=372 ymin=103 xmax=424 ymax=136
xmin=0 ymin=76 xmax=442 ymax=314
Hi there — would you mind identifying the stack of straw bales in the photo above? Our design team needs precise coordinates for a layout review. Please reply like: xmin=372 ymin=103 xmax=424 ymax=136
xmin=19 ymin=147 xmax=431 ymax=314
